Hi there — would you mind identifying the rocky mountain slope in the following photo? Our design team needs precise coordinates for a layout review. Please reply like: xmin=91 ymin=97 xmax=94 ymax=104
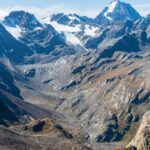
xmin=0 ymin=117 xmax=92 ymax=150
xmin=127 ymin=111 xmax=150 ymax=150
xmin=114 ymin=111 xmax=150 ymax=150
xmin=16 ymin=50 xmax=150 ymax=144
xmin=0 ymin=0 xmax=150 ymax=149
xmin=0 ymin=60 xmax=64 ymax=126
xmin=0 ymin=23 xmax=33 ymax=63
xmin=0 ymin=60 xmax=91 ymax=150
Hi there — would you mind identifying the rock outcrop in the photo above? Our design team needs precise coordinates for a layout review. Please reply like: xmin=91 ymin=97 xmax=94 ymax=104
xmin=127 ymin=111 xmax=150 ymax=150
xmin=0 ymin=118 xmax=92 ymax=150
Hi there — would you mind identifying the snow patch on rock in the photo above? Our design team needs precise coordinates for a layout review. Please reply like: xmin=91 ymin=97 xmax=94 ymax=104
xmin=104 ymin=0 xmax=118 ymax=20
xmin=3 ymin=24 xmax=22 ymax=39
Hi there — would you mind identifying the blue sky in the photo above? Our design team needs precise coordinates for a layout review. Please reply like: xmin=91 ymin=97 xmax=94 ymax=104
xmin=0 ymin=0 xmax=149 ymax=18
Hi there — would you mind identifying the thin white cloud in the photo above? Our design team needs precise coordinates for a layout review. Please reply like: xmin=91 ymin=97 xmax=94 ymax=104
xmin=0 ymin=3 xmax=149 ymax=20
xmin=139 ymin=10 xmax=150 ymax=16
xmin=0 ymin=5 xmax=97 ymax=20
xmin=133 ymin=4 xmax=150 ymax=16
xmin=0 ymin=5 xmax=67 ymax=20
xmin=134 ymin=4 xmax=150 ymax=8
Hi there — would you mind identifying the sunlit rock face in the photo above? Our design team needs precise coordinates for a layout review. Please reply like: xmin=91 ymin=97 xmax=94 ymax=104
xmin=127 ymin=111 xmax=150 ymax=150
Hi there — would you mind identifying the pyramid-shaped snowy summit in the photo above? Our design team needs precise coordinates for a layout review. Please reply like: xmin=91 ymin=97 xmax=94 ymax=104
xmin=95 ymin=0 xmax=141 ymax=24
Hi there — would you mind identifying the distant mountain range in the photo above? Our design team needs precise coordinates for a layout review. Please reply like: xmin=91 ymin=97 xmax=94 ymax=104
xmin=0 ymin=0 xmax=148 ymax=64
xmin=49 ymin=0 xmax=142 ymax=26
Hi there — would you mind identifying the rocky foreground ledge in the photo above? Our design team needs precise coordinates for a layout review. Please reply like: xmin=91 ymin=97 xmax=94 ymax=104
xmin=0 ymin=110 xmax=150 ymax=150
xmin=128 ymin=111 xmax=150 ymax=150
xmin=114 ymin=111 xmax=150 ymax=150
xmin=0 ymin=118 xmax=92 ymax=150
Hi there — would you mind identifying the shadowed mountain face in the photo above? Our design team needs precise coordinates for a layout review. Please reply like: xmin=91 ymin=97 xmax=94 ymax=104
xmin=0 ymin=62 xmax=21 ymax=98
xmin=84 ymin=18 xmax=150 ymax=53
xmin=2 ymin=11 xmax=81 ymax=64
xmin=4 ymin=11 xmax=66 ymax=53
xmin=0 ymin=23 xmax=33 ymax=63
xmin=0 ymin=0 xmax=150 ymax=150
xmin=3 ymin=11 xmax=43 ymax=30
xmin=0 ymin=62 xmax=64 ymax=126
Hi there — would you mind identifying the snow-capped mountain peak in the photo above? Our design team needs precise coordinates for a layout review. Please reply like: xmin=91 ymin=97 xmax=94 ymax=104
xmin=1 ymin=11 xmax=44 ymax=40
xmin=95 ymin=0 xmax=141 ymax=24
xmin=3 ymin=11 xmax=43 ymax=30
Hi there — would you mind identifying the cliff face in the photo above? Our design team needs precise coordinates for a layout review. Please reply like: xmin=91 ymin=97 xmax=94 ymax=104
xmin=127 ymin=111 xmax=150 ymax=150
